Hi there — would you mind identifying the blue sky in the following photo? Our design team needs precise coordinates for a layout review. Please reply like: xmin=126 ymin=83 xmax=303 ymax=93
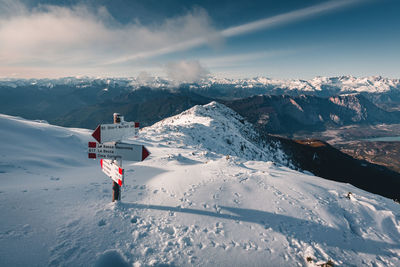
xmin=0 ymin=0 xmax=399 ymax=79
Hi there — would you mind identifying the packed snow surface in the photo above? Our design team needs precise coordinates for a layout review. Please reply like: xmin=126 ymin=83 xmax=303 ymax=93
xmin=1 ymin=103 xmax=400 ymax=267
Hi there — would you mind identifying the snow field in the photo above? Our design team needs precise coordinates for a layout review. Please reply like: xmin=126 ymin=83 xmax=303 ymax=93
xmin=0 ymin=103 xmax=400 ymax=266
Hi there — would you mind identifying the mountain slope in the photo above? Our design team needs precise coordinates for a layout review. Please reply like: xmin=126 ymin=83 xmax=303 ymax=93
xmin=142 ymin=101 xmax=289 ymax=165
xmin=0 ymin=107 xmax=400 ymax=266
xmin=0 ymin=114 xmax=91 ymax=172
xmin=224 ymin=94 xmax=400 ymax=134
xmin=274 ymin=137 xmax=400 ymax=200
xmin=0 ymin=81 xmax=129 ymax=123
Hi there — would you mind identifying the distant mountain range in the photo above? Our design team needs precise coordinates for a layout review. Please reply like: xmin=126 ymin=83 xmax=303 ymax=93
xmin=1 ymin=75 xmax=399 ymax=94
xmin=1 ymin=76 xmax=399 ymax=131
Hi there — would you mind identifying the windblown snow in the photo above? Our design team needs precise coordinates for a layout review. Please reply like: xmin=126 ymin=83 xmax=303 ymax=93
xmin=0 ymin=103 xmax=399 ymax=267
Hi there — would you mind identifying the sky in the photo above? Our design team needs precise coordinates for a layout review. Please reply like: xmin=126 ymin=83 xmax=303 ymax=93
xmin=0 ymin=0 xmax=399 ymax=80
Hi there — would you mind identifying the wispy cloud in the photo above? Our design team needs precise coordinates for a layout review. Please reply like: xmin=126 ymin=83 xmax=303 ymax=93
xmin=0 ymin=1 xmax=218 ymax=68
xmin=0 ymin=0 xmax=366 ymax=77
xmin=221 ymin=0 xmax=363 ymax=37
xmin=109 ymin=0 xmax=365 ymax=65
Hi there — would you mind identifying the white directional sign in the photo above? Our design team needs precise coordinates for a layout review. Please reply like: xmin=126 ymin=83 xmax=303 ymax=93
xmin=101 ymin=159 xmax=124 ymax=186
xmin=88 ymin=141 xmax=150 ymax=161
xmin=92 ymin=121 xmax=139 ymax=143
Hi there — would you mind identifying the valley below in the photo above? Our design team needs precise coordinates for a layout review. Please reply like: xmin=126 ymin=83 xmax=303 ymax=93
xmin=291 ymin=124 xmax=400 ymax=174
xmin=337 ymin=141 xmax=400 ymax=174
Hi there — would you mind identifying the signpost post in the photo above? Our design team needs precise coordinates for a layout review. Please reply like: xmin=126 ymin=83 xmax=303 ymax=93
xmin=88 ymin=113 xmax=150 ymax=202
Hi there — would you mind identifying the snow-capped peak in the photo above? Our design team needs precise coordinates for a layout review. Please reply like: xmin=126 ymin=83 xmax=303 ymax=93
xmin=141 ymin=101 xmax=289 ymax=165
xmin=206 ymin=75 xmax=400 ymax=93
xmin=1 ymin=75 xmax=399 ymax=94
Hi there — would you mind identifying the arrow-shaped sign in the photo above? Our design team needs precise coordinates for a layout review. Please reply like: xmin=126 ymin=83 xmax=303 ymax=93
xmin=100 ymin=159 xmax=124 ymax=186
xmin=92 ymin=122 xmax=139 ymax=143
xmin=88 ymin=141 xmax=150 ymax=161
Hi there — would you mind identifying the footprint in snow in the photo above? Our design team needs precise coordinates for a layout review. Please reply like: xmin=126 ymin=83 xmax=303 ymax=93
xmin=196 ymin=243 xmax=205 ymax=250
xmin=213 ymin=205 xmax=221 ymax=213
xmin=161 ymin=226 xmax=175 ymax=235
xmin=130 ymin=216 xmax=139 ymax=224
xmin=94 ymin=250 xmax=130 ymax=267
xmin=178 ymin=236 xmax=193 ymax=248
xmin=66 ymin=219 xmax=80 ymax=228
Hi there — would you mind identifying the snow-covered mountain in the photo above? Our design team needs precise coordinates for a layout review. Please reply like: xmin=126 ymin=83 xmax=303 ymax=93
xmin=1 ymin=75 xmax=399 ymax=94
xmin=1 ymin=104 xmax=400 ymax=266
xmin=208 ymin=75 xmax=400 ymax=94
xmin=142 ymin=102 xmax=290 ymax=165
xmin=0 ymin=77 xmax=134 ymax=89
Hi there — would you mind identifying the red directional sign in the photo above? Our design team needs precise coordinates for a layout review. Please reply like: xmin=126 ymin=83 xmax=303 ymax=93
xmin=100 ymin=159 xmax=124 ymax=186
xmin=88 ymin=141 xmax=150 ymax=161
xmin=92 ymin=122 xmax=139 ymax=143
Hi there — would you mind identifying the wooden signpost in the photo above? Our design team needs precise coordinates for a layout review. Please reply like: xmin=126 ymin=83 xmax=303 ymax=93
xmin=88 ymin=113 xmax=150 ymax=202
xmin=100 ymin=159 xmax=124 ymax=186
xmin=91 ymin=122 xmax=139 ymax=143
xmin=88 ymin=142 xmax=150 ymax=162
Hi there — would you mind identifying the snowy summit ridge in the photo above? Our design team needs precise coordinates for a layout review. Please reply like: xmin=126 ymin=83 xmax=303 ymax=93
xmin=142 ymin=101 xmax=289 ymax=166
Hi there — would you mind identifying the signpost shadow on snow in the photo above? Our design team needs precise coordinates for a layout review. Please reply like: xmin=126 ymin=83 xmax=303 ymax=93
xmin=121 ymin=203 xmax=400 ymax=255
